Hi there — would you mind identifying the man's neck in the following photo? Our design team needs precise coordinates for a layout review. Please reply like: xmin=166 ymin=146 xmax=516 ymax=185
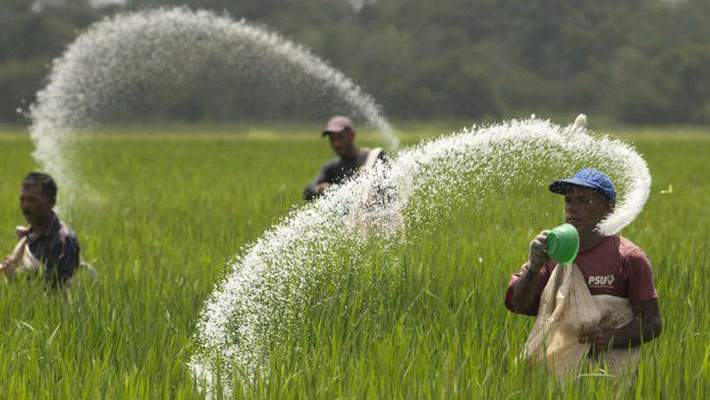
xmin=579 ymin=230 xmax=606 ymax=252
xmin=30 ymin=213 xmax=55 ymax=238
xmin=341 ymin=146 xmax=361 ymax=161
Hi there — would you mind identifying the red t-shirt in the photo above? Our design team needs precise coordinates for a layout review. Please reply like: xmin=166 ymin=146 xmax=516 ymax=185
xmin=505 ymin=235 xmax=658 ymax=316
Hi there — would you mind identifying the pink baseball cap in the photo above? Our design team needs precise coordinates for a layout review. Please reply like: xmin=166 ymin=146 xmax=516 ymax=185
xmin=322 ymin=116 xmax=354 ymax=136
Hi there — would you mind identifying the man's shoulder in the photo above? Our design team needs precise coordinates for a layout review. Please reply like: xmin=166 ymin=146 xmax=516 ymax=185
xmin=362 ymin=147 xmax=386 ymax=156
xmin=616 ymin=235 xmax=647 ymax=257
xmin=321 ymin=158 xmax=342 ymax=170
xmin=586 ymin=235 xmax=648 ymax=265
xmin=612 ymin=236 xmax=652 ymax=272
xmin=56 ymin=218 xmax=79 ymax=245
xmin=360 ymin=148 xmax=388 ymax=167
xmin=373 ymin=148 xmax=387 ymax=161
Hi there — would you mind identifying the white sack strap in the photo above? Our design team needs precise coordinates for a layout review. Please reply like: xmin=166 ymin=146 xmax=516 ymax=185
xmin=361 ymin=147 xmax=383 ymax=172
xmin=20 ymin=241 xmax=42 ymax=272
xmin=2 ymin=237 xmax=43 ymax=275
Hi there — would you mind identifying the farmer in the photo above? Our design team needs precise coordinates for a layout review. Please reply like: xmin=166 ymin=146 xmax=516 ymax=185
xmin=303 ymin=116 xmax=386 ymax=201
xmin=505 ymin=168 xmax=662 ymax=356
xmin=0 ymin=172 xmax=80 ymax=287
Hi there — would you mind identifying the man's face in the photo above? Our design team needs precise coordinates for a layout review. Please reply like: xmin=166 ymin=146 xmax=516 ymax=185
xmin=20 ymin=184 xmax=54 ymax=226
xmin=327 ymin=130 xmax=354 ymax=158
xmin=563 ymin=186 xmax=613 ymax=234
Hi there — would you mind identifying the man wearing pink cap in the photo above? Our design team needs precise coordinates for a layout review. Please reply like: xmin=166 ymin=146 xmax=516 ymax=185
xmin=303 ymin=116 xmax=386 ymax=201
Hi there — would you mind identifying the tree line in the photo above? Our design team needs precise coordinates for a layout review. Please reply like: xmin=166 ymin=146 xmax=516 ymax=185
xmin=2 ymin=0 xmax=709 ymax=124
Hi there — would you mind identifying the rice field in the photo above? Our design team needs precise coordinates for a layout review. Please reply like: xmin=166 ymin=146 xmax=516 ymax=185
xmin=0 ymin=124 xmax=707 ymax=399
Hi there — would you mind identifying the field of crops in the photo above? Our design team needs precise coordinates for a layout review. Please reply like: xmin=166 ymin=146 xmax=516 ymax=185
xmin=0 ymin=124 xmax=707 ymax=399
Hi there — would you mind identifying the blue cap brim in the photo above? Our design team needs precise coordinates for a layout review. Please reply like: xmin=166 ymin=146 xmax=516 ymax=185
xmin=549 ymin=178 xmax=600 ymax=195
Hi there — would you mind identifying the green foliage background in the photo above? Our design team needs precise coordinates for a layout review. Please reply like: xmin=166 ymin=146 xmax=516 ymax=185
xmin=0 ymin=125 xmax=707 ymax=398
xmin=2 ymin=0 xmax=710 ymax=124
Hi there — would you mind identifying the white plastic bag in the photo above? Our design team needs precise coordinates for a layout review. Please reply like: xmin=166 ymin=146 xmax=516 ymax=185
xmin=524 ymin=263 xmax=639 ymax=379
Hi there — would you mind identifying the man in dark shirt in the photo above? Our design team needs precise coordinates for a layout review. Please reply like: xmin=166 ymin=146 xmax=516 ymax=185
xmin=1 ymin=172 xmax=80 ymax=286
xmin=303 ymin=116 xmax=386 ymax=201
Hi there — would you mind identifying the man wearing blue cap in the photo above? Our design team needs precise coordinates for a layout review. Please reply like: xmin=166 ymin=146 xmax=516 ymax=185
xmin=505 ymin=168 xmax=661 ymax=357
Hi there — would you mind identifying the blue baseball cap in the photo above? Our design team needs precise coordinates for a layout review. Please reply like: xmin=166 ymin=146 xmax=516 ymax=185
xmin=549 ymin=168 xmax=616 ymax=201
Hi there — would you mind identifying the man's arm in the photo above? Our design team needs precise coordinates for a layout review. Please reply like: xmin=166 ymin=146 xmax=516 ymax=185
xmin=507 ymin=230 xmax=550 ymax=314
xmin=1 ymin=233 xmax=30 ymax=276
xmin=304 ymin=164 xmax=332 ymax=201
xmin=509 ymin=265 xmax=544 ymax=314
xmin=0 ymin=257 xmax=11 ymax=273
xmin=613 ymin=299 xmax=662 ymax=347
xmin=581 ymin=298 xmax=662 ymax=351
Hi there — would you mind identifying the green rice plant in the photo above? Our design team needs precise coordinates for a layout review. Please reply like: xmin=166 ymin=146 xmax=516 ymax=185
xmin=0 ymin=126 xmax=707 ymax=399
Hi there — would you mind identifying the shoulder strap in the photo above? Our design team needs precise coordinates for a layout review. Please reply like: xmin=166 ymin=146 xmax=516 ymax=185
xmin=361 ymin=147 xmax=383 ymax=171
xmin=21 ymin=241 xmax=42 ymax=270
xmin=2 ymin=237 xmax=28 ymax=272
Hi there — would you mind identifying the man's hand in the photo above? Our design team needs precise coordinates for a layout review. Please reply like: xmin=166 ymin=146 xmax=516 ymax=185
xmin=528 ymin=230 xmax=550 ymax=271
xmin=314 ymin=183 xmax=331 ymax=194
xmin=509 ymin=230 xmax=552 ymax=314
xmin=15 ymin=226 xmax=29 ymax=239
xmin=579 ymin=327 xmax=613 ymax=355
xmin=0 ymin=256 xmax=14 ymax=276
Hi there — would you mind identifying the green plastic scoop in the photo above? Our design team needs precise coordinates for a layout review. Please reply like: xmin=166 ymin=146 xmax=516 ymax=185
xmin=546 ymin=223 xmax=579 ymax=266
